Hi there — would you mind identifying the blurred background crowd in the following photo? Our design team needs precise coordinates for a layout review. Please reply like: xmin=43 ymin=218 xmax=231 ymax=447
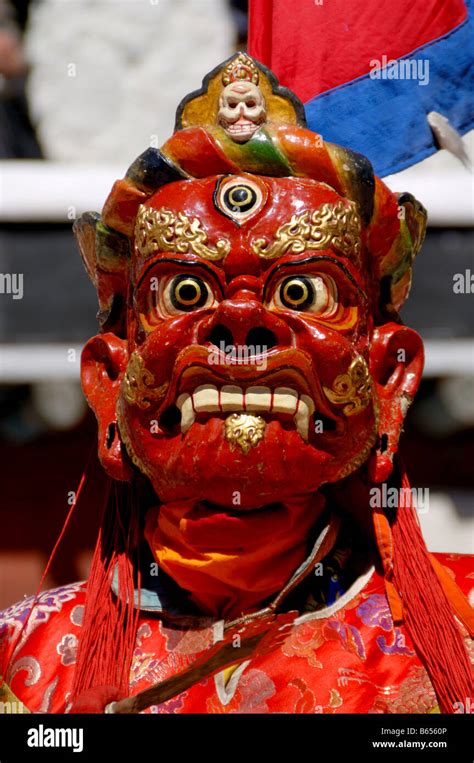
xmin=0 ymin=0 xmax=472 ymax=609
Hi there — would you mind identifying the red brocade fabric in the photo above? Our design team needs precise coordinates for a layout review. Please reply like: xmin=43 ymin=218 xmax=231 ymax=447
xmin=1 ymin=553 xmax=472 ymax=714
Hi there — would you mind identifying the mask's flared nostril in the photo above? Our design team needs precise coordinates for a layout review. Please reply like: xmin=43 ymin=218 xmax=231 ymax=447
xmin=207 ymin=324 xmax=234 ymax=350
xmin=245 ymin=327 xmax=277 ymax=352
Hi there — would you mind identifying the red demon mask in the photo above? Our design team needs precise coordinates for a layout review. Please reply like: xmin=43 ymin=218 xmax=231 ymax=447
xmin=79 ymin=170 xmax=424 ymax=509
xmin=109 ymin=174 xmax=377 ymax=507
xmin=68 ymin=54 xmax=473 ymax=714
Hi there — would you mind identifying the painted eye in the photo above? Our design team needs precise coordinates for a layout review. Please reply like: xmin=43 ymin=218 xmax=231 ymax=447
xmin=166 ymin=275 xmax=210 ymax=312
xmin=274 ymin=275 xmax=338 ymax=315
xmin=139 ymin=273 xmax=217 ymax=330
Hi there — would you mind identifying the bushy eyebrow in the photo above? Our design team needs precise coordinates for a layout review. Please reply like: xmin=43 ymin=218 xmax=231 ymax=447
xmin=261 ymin=255 xmax=367 ymax=303
xmin=135 ymin=257 xmax=226 ymax=296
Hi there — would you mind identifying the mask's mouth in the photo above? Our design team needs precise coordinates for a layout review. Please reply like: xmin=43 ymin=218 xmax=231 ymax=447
xmin=223 ymin=118 xmax=261 ymax=138
xmin=159 ymin=382 xmax=339 ymax=442
xmin=218 ymin=116 xmax=264 ymax=142
xmin=137 ymin=345 xmax=343 ymax=442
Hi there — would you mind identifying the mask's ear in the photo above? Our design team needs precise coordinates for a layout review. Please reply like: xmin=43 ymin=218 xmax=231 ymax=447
xmin=368 ymin=323 xmax=424 ymax=482
xmin=81 ymin=333 xmax=133 ymax=481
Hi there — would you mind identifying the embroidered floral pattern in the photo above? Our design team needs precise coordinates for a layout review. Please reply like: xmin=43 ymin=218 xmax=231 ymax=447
xmin=0 ymin=553 xmax=470 ymax=715
xmin=160 ymin=621 xmax=214 ymax=654
xmin=150 ymin=693 xmax=188 ymax=714
xmin=370 ymin=665 xmax=437 ymax=714
xmin=0 ymin=583 xmax=85 ymax=646
xmin=324 ymin=619 xmax=366 ymax=660
xmin=7 ymin=655 xmax=41 ymax=687
xmin=130 ymin=648 xmax=186 ymax=688
xmin=376 ymin=627 xmax=415 ymax=656
xmin=357 ymin=594 xmax=393 ymax=631
xmin=70 ymin=605 xmax=84 ymax=628
xmin=281 ymin=621 xmax=325 ymax=667
xmin=206 ymin=669 xmax=276 ymax=713
xmin=56 ymin=634 xmax=78 ymax=667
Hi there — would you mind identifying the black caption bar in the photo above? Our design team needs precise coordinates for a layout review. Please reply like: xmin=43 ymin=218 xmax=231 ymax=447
xmin=0 ymin=712 xmax=471 ymax=761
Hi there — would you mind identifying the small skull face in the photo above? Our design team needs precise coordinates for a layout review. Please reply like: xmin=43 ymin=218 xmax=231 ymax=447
xmin=217 ymin=82 xmax=266 ymax=143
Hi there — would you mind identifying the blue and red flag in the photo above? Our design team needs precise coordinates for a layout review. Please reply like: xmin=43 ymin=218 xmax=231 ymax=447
xmin=249 ymin=0 xmax=474 ymax=176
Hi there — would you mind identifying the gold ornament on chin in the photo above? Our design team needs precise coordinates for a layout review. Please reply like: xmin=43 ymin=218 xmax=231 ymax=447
xmin=122 ymin=352 xmax=168 ymax=410
xmin=225 ymin=413 xmax=266 ymax=454
xmin=323 ymin=356 xmax=372 ymax=417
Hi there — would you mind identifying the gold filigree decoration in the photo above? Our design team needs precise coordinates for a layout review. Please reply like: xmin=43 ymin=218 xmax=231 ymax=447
xmin=116 ymin=402 xmax=154 ymax=480
xmin=222 ymin=52 xmax=259 ymax=86
xmin=251 ymin=201 xmax=361 ymax=260
xmin=323 ymin=356 xmax=372 ymax=417
xmin=337 ymin=396 xmax=379 ymax=479
xmin=338 ymin=429 xmax=378 ymax=479
xmin=122 ymin=352 xmax=168 ymax=410
xmin=225 ymin=413 xmax=266 ymax=454
xmin=135 ymin=205 xmax=230 ymax=261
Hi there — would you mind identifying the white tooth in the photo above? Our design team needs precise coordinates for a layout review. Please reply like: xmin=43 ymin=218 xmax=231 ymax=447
xmin=302 ymin=394 xmax=316 ymax=416
xmin=177 ymin=393 xmax=195 ymax=433
xmin=176 ymin=393 xmax=188 ymax=410
xmin=272 ymin=387 xmax=298 ymax=414
xmin=220 ymin=385 xmax=244 ymax=412
xmin=192 ymin=385 xmax=219 ymax=413
xmin=294 ymin=395 xmax=315 ymax=441
xmin=245 ymin=386 xmax=272 ymax=412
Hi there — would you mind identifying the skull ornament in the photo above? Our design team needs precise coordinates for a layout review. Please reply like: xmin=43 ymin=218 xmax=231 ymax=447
xmin=217 ymin=81 xmax=266 ymax=142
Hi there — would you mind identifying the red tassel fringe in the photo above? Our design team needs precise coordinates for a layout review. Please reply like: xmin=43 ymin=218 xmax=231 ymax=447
xmin=391 ymin=465 xmax=473 ymax=713
xmin=70 ymin=482 xmax=141 ymax=704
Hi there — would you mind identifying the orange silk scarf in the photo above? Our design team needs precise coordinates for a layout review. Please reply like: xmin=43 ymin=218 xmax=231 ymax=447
xmin=145 ymin=495 xmax=326 ymax=620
